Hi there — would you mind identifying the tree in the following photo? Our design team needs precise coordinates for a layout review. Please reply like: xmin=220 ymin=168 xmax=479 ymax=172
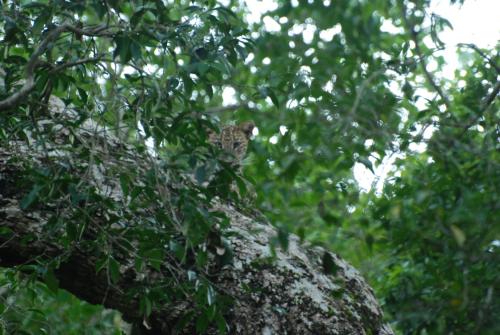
xmin=0 ymin=1 xmax=393 ymax=334
xmin=1 ymin=0 xmax=498 ymax=334
xmin=237 ymin=0 xmax=499 ymax=334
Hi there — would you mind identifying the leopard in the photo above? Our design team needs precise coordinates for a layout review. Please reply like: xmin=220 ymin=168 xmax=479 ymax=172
xmin=208 ymin=121 xmax=255 ymax=170
xmin=206 ymin=121 xmax=256 ymax=202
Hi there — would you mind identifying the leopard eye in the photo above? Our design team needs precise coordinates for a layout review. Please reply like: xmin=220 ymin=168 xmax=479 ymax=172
xmin=233 ymin=141 xmax=241 ymax=149
xmin=214 ymin=141 xmax=222 ymax=148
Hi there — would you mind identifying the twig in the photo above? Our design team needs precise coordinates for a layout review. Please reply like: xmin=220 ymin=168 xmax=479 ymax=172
xmin=349 ymin=69 xmax=385 ymax=116
xmin=480 ymin=79 xmax=500 ymax=111
xmin=458 ymin=43 xmax=500 ymax=74
xmin=457 ymin=80 xmax=499 ymax=138
xmin=0 ymin=24 xmax=113 ymax=111
xmin=401 ymin=4 xmax=451 ymax=109
xmin=49 ymin=56 xmax=104 ymax=74
xmin=204 ymin=103 xmax=251 ymax=114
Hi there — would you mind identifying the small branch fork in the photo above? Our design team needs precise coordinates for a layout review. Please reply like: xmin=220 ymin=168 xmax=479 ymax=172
xmin=400 ymin=3 xmax=451 ymax=110
xmin=0 ymin=23 xmax=114 ymax=111
xmin=458 ymin=43 xmax=500 ymax=75
xmin=456 ymin=43 xmax=499 ymax=112
xmin=401 ymin=5 xmax=499 ymax=137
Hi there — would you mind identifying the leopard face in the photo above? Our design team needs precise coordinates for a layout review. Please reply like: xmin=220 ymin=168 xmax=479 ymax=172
xmin=208 ymin=121 xmax=255 ymax=167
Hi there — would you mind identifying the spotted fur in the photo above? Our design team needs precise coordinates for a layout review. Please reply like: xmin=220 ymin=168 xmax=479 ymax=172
xmin=208 ymin=121 xmax=255 ymax=167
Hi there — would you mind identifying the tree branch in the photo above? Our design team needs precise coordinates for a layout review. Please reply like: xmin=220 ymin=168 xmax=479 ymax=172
xmin=0 ymin=111 xmax=393 ymax=334
xmin=480 ymin=79 xmax=500 ymax=111
xmin=456 ymin=77 xmax=499 ymax=138
xmin=48 ymin=56 xmax=105 ymax=74
xmin=0 ymin=24 xmax=113 ymax=111
xmin=458 ymin=43 xmax=500 ymax=75
xmin=204 ymin=103 xmax=252 ymax=114
xmin=401 ymin=4 xmax=451 ymax=109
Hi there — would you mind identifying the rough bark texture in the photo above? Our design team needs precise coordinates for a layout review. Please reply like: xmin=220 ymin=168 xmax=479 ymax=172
xmin=0 ymin=99 xmax=393 ymax=334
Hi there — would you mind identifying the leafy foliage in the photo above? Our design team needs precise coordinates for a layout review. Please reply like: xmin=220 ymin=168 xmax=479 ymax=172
xmin=0 ymin=0 xmax=499 ymax=334
xmin=232 ymin=0 xmax=498 ymax=333
xmin=1 ymin=0 xmax=252 ymax=333
xmin=0 ymin=270 xmax=123 ymax=334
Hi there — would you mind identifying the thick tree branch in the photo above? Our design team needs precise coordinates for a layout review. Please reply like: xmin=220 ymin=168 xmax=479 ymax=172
xmin=0 ymin=110 xmax=393 ymax=334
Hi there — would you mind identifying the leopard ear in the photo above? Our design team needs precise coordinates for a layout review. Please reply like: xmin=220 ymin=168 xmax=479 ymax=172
xmin=239 ymin=121 xmax=255 ymax=139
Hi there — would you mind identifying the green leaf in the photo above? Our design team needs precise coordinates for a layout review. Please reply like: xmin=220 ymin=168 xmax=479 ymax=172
xmin=322 ymin=252 xmax=339 ymax=276
xmin=268 ymin=88 xmax=280 ymax=108
xmin=95 ymin=257 xmax=108 ymax=274
xmin=44 ymin=267 xmax=59 ymax=293
xmin=0 ymin=227 xmax=13 ymax=236
xmin=32 ymin=12 xmax=51 ymax=35
xmin=77 ymin=87 xmax=88 ymax=103
xmin=66 ymin=222 xmax=78 ymax=241
xmin=20 ymin=185 xmax=43 ymax=210
xmin=402 ymin=81 xmax=414 ymax=100
xmin=450 ymin=225 xmax=466 ymax=247
xmin=140 ymin=295 xmax=152 ymax=317
xmin=358 ymin=157 xmax=374 ymax=173
xmin=135 ymin=257 xmax=144 ymax=273
xmin=207 ymin=285 xmax=215 ymax=306
xmin=114 ymin=35 xmax=131 ymax=63
xmin=277 ymin=228 xmax=289 ymax=250
xmin=130 ymin=40 xmax=142 ymax=61
xmin=205 ymin=84 xmax=213 ymax=98
xmin=215 ymin=313 xmax=228 ymax=334
xmin=195 ymin=313 xmax=209 ymax=333
xmin=130 ymin=9 xmax=146 ymax=28
xmin=119 ymin=173 xmax=130 ymax=197
xmin=168 ymin=8 xmax=182 ymax=21
xmin=143 ymin=248 xmax=164 ymax=271
xmin=195 ymin=165 xmax=207 ymax=184
xmin=175 ymin=312 xmax=195 ymax=332
xmin=108 ymin=257 xmax=120 ymax=283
